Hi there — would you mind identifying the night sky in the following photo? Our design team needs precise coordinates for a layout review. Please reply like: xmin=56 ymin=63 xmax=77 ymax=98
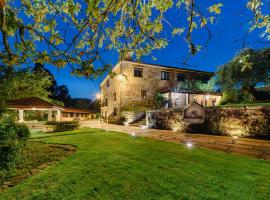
xmin=45 ymin=0 xmax=269 ymax=100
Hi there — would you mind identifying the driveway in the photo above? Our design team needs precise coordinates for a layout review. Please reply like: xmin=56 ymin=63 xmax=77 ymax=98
xmin=81 ymin=120 xmax=270 ymax=161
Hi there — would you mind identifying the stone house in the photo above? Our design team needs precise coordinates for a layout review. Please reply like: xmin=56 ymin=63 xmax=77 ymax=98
xmin=100 ymin=60 xmax=222 ymax=124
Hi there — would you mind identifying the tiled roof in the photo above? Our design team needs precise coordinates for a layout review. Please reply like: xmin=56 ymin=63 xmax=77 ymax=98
xmin=7 ymin=97 xmax=58 ymax=109
xmin=63 ymin=107 xmax=96 ymax=114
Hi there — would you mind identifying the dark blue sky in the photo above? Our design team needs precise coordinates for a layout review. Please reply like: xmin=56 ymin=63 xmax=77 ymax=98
xmin=46 ymin=0 xmax=269 ymax=99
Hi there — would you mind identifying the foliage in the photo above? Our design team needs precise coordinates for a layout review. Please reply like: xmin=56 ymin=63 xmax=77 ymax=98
xmin=147 ymin=108 xmax=186 ymax=131
xmin=217 ymin=48 xmax=270 ymax=103
xmin=0 ymin=114 xmax=30 ymax=170
xmin=205 ymin=108 xmax=270 ymax=137
xmin=53 ymin=85 xmax=72 ymax=106
xmin=153 ymin=93 xmax=166 ymax=109
xmin=45 ymin=121 xmax=80 ymax=132
xmin=0 ymin=67 xmax=52 ymax=101
xmin=0 ymin=1 xmax=268 ymax=77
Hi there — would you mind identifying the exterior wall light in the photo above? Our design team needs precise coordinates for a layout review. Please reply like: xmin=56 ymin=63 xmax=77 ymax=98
xmin=96 ymin=93 xmax=101 ymax=99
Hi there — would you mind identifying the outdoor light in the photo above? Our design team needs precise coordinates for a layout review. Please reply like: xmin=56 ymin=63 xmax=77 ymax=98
xmin=124 ymin=122 xmax=129 ymax=127
xmin=205 ymin=95 xmax=210 ymax=100
xmin=186 ymin=142 xmax=193 ymax=148
xmin=233 ymin=136 xmax=239 ymax=140
xmin=96 ymin=93 xmax=101 ymax=99
xmin=32 ymin=107 xmax=36 ymax=110
xmin=131 ymin=132 xmax=137 ymax=137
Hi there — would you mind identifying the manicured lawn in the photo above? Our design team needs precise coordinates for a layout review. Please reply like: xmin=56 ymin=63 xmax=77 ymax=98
xmin=1 ymin=128 xmax=270 ymax=200
xmin=217 ymin=102 xmax=270 ymax=107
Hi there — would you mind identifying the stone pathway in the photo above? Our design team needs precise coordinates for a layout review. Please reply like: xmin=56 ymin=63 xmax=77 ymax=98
xmin=81 ymin=120 xmax=270 ymax=161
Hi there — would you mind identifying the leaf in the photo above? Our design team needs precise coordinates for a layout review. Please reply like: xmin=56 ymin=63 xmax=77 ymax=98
xmin=172 ymin=28 xmax=185 ymax=36
xmin=44 ymin=25 xmax=50 ymax=33
xmin=208 ymin=3 xmax=223 ymax=14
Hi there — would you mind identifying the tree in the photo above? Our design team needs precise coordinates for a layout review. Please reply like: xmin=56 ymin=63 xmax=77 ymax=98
xmin=0 ymin=67 xmax=52 ymax=101
xmin=0 ymin=0 xmax=268 ymax=78
xmin=32 ymin=63 xmax=58 ymax=99
xmin=54 ymin=85 xmax=72 ymax=106
xmin=216 ymin=48 xmax=270 ymax=102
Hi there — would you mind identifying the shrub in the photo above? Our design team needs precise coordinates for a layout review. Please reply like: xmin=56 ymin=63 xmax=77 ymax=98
xmin=0 ymin=114 xmax=30 ymax=169
xmin=205 ymin=108 xmax=270 ymax=137
xmin=45 ymin=121 xmax=80 ymax=132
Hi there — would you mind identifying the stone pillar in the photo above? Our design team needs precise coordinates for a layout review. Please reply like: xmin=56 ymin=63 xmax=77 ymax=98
xmin=185 ymin=93 xmax=189 ymax=106
xmin=48 ymin=109 xmax=53 ymax=121
xmin=18 ymin=110 xmax=24 ymax=123
xmin=56 ymin=109 xmax=61 ymax=122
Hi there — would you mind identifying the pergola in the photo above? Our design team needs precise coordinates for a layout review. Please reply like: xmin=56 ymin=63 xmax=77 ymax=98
xmin=7 ymin=97 xmax=64 ymax=122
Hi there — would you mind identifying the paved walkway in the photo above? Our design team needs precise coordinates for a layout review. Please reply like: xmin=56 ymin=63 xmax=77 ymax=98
xmin=81 ymin=120 xmax=270 ymax=161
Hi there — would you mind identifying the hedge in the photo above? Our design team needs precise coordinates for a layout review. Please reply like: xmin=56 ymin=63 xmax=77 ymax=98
xmin=45 ymin=121 xmax=80 ymax=132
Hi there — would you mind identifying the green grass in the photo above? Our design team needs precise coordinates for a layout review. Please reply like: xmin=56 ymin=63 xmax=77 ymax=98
xmin=1 ymin=128 xmax=270 ymax=200
xmin=0 ymin=142 xmax=72 ymax=185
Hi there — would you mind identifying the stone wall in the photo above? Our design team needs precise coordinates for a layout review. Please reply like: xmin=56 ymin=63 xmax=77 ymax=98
xmin=205 ymin=107 xmax=270 ymax=137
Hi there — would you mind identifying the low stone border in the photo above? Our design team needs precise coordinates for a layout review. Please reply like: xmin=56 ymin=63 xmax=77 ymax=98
xmin=0 ymin=143 xmax=77 ymax=192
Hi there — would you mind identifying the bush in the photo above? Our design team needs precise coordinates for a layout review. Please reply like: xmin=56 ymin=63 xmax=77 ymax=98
xmin=0 ymin=114 xmax=30 ymax=169
xmin=45 ymin=121 xmax=79 ymax=132
xmin=205 ymin=108 xmax=270 ymax=137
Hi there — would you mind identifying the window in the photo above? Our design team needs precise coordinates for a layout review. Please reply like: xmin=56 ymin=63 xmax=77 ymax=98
xmin=70 ymin=113 xmax=74 ymax=117
xmin=62 ymin=113 xmax=69 ymax=118
xmin=177 ymin=73 xmax=185 ymax=82
xmin=76 ymin=113 xmax=80 ymax=117
xmin=134 ymin=68 xmax=143 ymax=77
xmin=105 ymin=98 xmax=108 ymax=106
xmin=141 ymin=90 xmax=147 ymax=99
xmin=113 ymin=108 xmax=118 ymax=116
xmin=106 ymin=79 xmax=110 ymax=87
xmin=161 ymin=71 xmax=169 ymax=80
xmin=113 ymin=92 xmax=116 ymax=101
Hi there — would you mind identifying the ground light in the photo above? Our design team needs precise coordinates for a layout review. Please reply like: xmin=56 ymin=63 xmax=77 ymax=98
xmin=186 ymin=142 xmax=193 ymax=148
xmin=131 ymin=132 xmax=137 ymax=137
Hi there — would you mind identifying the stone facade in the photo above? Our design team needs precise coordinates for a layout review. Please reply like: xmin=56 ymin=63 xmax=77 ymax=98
xmin=100 ymin=60 xmax=216 ymax=123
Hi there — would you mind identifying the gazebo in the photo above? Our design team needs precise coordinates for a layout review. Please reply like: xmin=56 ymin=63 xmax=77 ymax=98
xmin=7 ymin=97 xmax=64 ymax=122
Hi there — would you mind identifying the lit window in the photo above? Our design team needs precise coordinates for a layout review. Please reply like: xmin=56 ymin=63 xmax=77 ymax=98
xmin=141 ymin=90 xmax=147 ymax=99
xmin=177 ymin=73 xmax=185 ymax=82
xmin=134 ymin=68 xmax=143 ymax=77
xmin=161 ymin=71 xmax=169 ymax=80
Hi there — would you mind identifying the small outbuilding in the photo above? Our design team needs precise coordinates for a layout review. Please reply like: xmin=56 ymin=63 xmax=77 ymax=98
xmin=183 ymin=102 xmax=206 ymax=124
xmin=7 ymin=97 xmax=97 ymax=122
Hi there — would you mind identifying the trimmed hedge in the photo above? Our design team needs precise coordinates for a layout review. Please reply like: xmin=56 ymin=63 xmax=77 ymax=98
xmin=205 ymin=108 xmax=270 ymax=137
xmin=45 ymin=121 xmax=80 ymax=132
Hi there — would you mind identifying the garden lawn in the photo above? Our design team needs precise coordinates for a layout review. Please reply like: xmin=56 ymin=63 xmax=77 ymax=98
xmin=0 ymin=128 xmax=270 ymax=200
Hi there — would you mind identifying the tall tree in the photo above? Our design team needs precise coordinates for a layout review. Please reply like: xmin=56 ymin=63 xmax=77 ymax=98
xmin=32 ymin=63 xmax=58 ymax=99
xmin=216 ymin=48 xmax=270 ymax=102
xmin=54 ymin=85 xmax=72 ymax=106
xmin=0 ymin=67 xmax=52 ymax=100
xmin=0 ymin=0 xmax=268 ymax=77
